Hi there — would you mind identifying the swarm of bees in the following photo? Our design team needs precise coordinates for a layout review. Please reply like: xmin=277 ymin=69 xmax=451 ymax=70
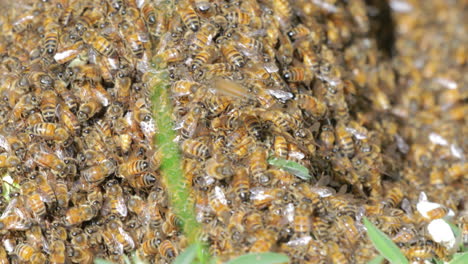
xmin=0 ymin=0 xmax=466 ymax=263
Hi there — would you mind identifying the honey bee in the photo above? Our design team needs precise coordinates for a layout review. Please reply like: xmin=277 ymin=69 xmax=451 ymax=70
xmin=231 ymin=167 xmax=250 ymax=201
xmin=64 ymin=204 xmax=97 ymax=226
xmin=446 ymin=162 xmax=468 ymax=183
xmin=49 ymin=239 xmax=66 ymax=264
xmin=13 ymin=243 xmax=37 ymax=262
xmin=118 ymin=159 xmax=149 ymax=179
xmin=102 ymin=180 xmax=127 ymax=217
xmin=141 ymin=237 xmax=161 ymax=256
xmin=335 ymin=215 xmax=360 ymax=247
xmin=159 ymin=239 xmax=178 ymax=259
xmin=191 ymin=45 xmax=217 ymax=70
xmin=225 ymin=9 xmax=251 ymax=26
xmin=426 ymin=206 xmax=449 ymax=220
xmin=200 ymin=63 xmax=236 ymax=80
xmin=208 ymin=186 xmax=231 ymax=223
xmin=0 ymin=244 xmax=8 ymax=264
xmin=77 ymin=99 xmax=103 ymax=122
xmin=383 ymin=187 xmax=404 ymax=208
xmin=181 ymin=138 xmax=210 ymax=160
xmin=80 ymin=159 xmax=117 ymax=185
xmin=245 ymin=211 xmax=263 ymax=233
xmin=68 ymin=246 xmax=93 ymax=264
xmin=178 ymin=4 xmax=200 ymax=31
xmin=335 ymin=121 xmax=355 ymax=158
xmin=261 ymin=110 xmax=293 ymax=132
xmin=82 ymin=31 xmax=116 ymax=57
xmin=242 ymin=113 xmax=263 ymax=139
xmin=293 ymin=204 xmax=311 ymax=237
xmin=153 ymin=48 xmax=185 ymax=66
xmin=311 ymin=216 xmax=330 ymax=241
xmin=287 ymin=23 xmax=310 ymax=40
xmin=327 ymin=241 xmax=349 ymax=264
xmin=129 ymin=172 xmax=158 ymax=190
xmin=221 ymin=42 xmax=245 ymax=68
xmin=0 ymin=153 xmax=21 ymax=171
xmin=211 ymin=111 xmax=240 ymax=131
xmin=404 ymin=241 xmax=448 ymax=262
xmin=296 ymin=94 xmax=327 ymax=119
xmin=178 ymin=106 xmax=205 ymax=139
xmin=250 ymin=187 xmax=283 ymax=209
xmin=284 ymin=67 xmax=313 ymax=83
xmin=249 ymin=147 xmax=269 ymax=185
xmin=249 ymin=228 xmax=277 ymax=253
xmin=29 ymin=122 xmax=70 ymax=144
xmin=25 ymin=193 xmax=46 ymax=220
xmin=33 ymin=151 xmax=65 ymax=175
xmin=54 ymin=179 xmax=69 ymax=208
xmin=43 ymin=28 xmax=59 ymax=56
xmin=55 ymin=80 xmax=79 ymax=113
xmin=2 ymin=134 xmax=27 ymax=159
xmin=392 ymin=226 xmax=417 ymax=244
xmin=171 ymin=80 xmax=199 ymax=98
xmin=205 ymin=158 xmax=234 ymax=180
xmin=12 ymin=93 xmax=40 ymax=120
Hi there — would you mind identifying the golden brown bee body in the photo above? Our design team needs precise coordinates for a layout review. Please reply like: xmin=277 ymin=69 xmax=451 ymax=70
xmin=83 ymin=31 xmax=116 ymax=57
xmin=178 ymin=5 xmax=200 ymax=32
xmin=49 ymin=239 xmax=66 ymax=264
xmin=293 ymin=205 xmax=311 ymax=236
xmin=80 ymin=159 xmax=116 ymax=185
xmin=141 ymin=237 xmax=160 ymax=255
xmin=335 ymin=122 xmax=355 ymax=158
xmin=181 ymin=138 xmax=210 ymax=160
xmin=296 ymin=94 xmax=327 ymax=119
xmin=232 ymin=167 xmax=250 ymax=201
xmin=33 ymin=151 xmax=65 ymax=174
xmin=43 ymin=28 xmax=59 ymax=56
xmin=26 ymin=193 xmax=46 ymax=219
xmin=29 ymin=122 xmax=70 ymax=143
xmin=383 ymin=187 xmax=404 ymax=208
xmin=13 ymin=243 xmax=36 ymax=262
xmin=40 ymin=90 xmax=58 ymax=122
xmin=249 ymin=147 xmax=269 ymax=185
xmin=159 ymin=239 xmax=178 ymax=259
xmin=77 ymin=99 xmax=103 ymax=122
xmin=404 ymin=242 xmax=447 ymax=262
xmin=221 ymin=43 xmax=245 ymax=68
xmin=64 ymin=204 xmax=96 ymax=226
xmin=208 ymin=186 xmax=231 ymax=223
xmin=273 ymin=135 xmax=288 ymax=159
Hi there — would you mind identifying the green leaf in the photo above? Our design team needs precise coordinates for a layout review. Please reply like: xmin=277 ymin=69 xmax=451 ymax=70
xmin=363 ymin=217 xmax=409 ymax=264
xmin=449 ymin=253 xmax=468 ymax=264
xmin=173 ymin=244 xmax=199 ymax=264
xmin=367 ymin=255 xmax=385 ymax=264
xmin=432 ymin=258 xmax=443 ymax=264
xmin=94 ymin=259 xmax=115 ymax=264
xmin=225 ymin=252 xmax=290 ymax=264
xmin=444 ymin=219 xmax=461 ymax=238
xmin=267 ymin=157 xmax=311 ymax=180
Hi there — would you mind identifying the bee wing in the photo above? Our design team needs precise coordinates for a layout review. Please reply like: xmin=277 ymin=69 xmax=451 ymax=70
xmin=0 ymin=134 xmax=11 ymax=153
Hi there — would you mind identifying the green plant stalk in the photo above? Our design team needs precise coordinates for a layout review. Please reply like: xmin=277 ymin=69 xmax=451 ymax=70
xmin=150 ymin=71 xmax=210 ymax=263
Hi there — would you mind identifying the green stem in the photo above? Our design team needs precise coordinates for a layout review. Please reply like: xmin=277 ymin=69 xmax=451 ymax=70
xmin=150 ymin=71 xmax=210 ymax=263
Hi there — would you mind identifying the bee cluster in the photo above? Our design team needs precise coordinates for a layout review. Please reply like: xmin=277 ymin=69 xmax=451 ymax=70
xmin=0 ymin=0 xmax=465 ymax=264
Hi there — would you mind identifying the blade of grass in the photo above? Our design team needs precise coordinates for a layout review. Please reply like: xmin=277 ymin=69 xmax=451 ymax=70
xmin=267 ymin=157 xmax=311 ymax=180
xmin=173 ymin=244 xmax=199 ymax=264
xmin=225 ymin=252 xmax=290 ymax=264
xmin=363 ymin=217 xmax=409 ymax=264
xmin=368 ymin=255 xmax=385 ymax=264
